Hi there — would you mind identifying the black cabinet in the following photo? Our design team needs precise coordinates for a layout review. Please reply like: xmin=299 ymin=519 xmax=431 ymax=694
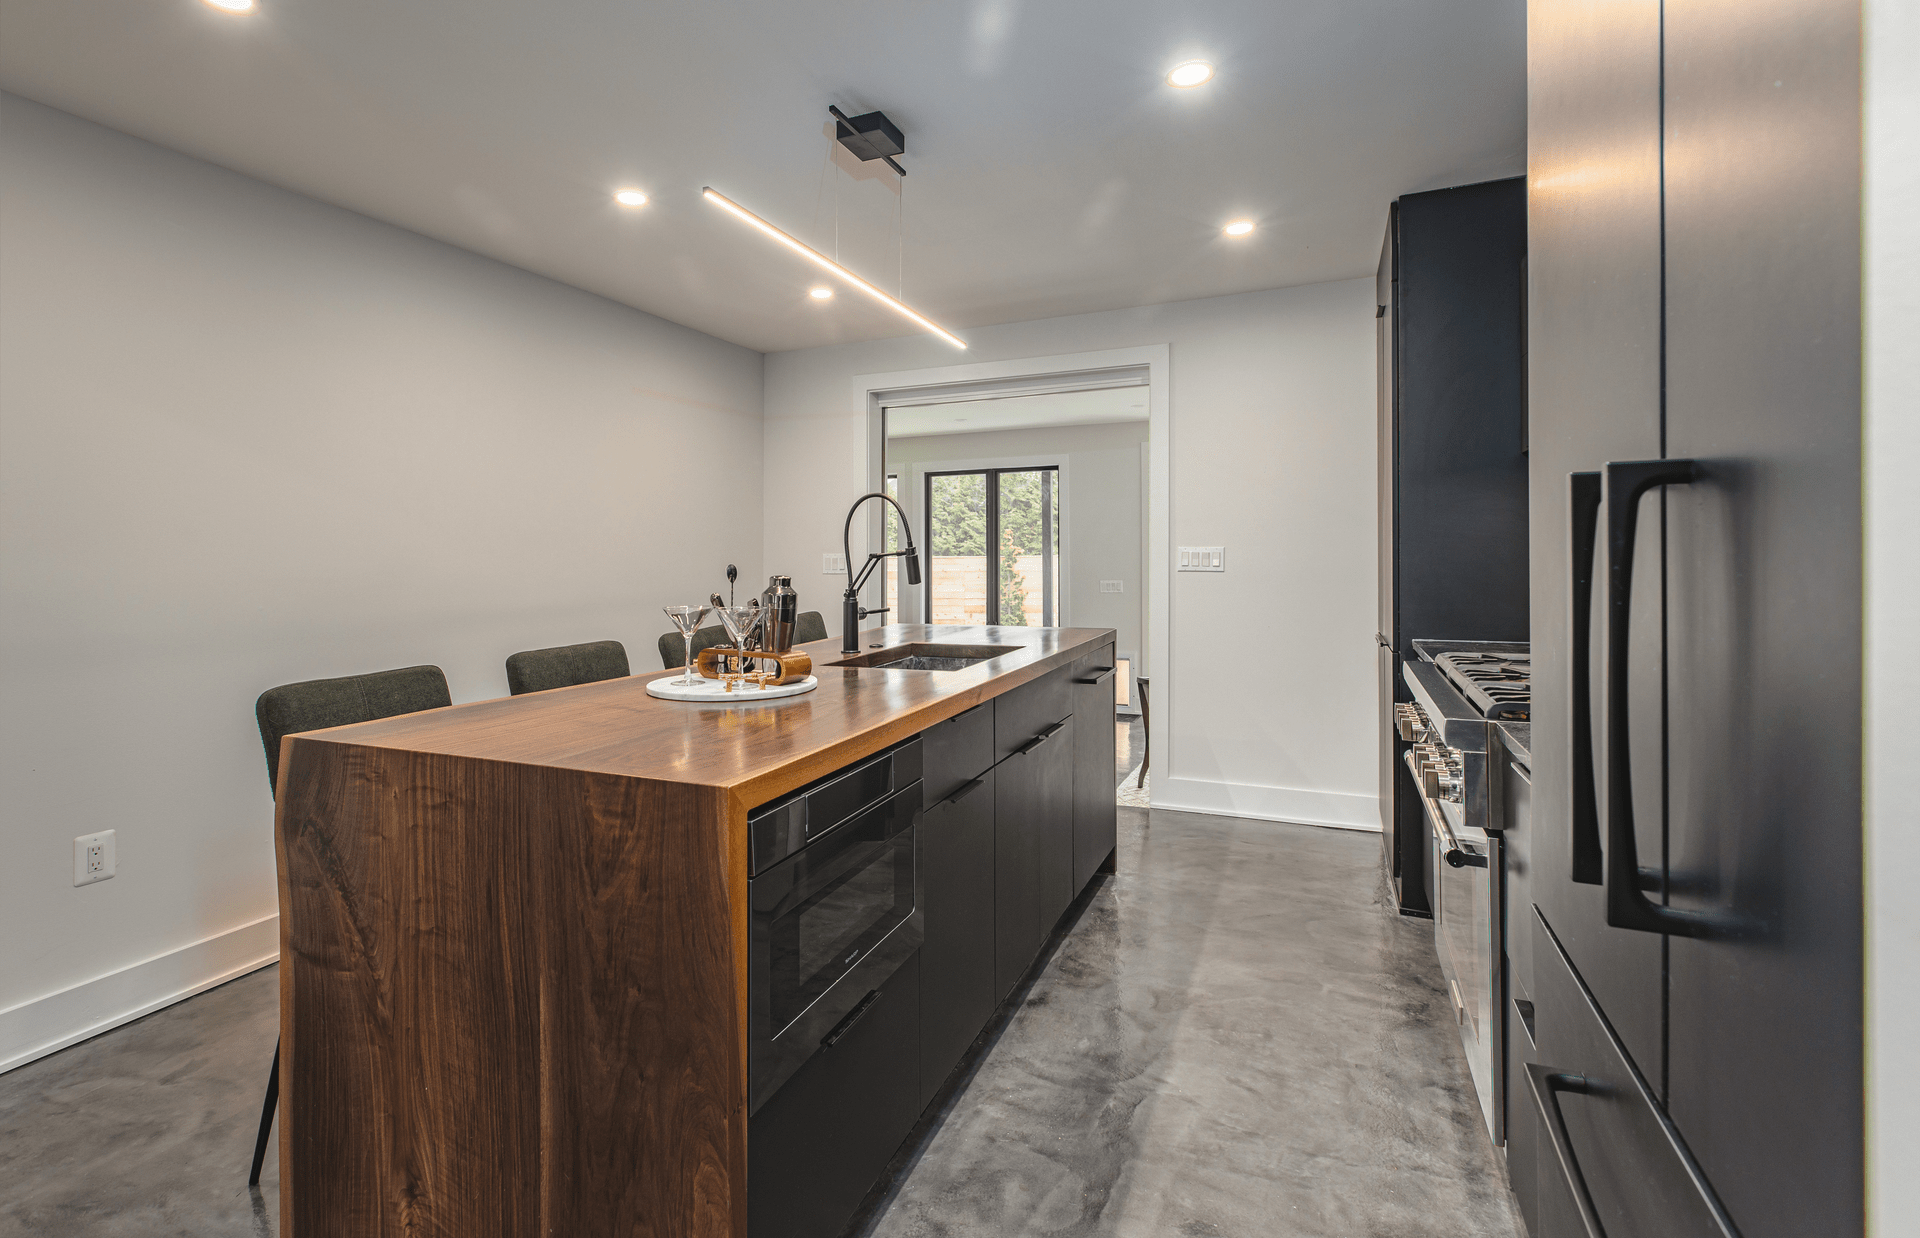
xmin=918 ymin=767 xmax=996 ymax=1105
xmin=922 ymin=702 xmax=993 ymax=808
xmin=993 ymin=743 xmax=1042 ymax=1002
xmin=748 ymin=954 xmax=921 ymax=1238
xmin=994 ymin=666 xmax=1070 ymax=762
xmin=1376 ymin=178 xmax=1529 ymax=918
xmin=1035 ymin=714 xmax=1076 ymax=933
xmin=1070 ymin=647 xmax=1118 ymax=892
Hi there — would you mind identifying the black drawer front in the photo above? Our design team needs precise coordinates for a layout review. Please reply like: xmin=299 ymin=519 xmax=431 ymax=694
xmin=749 ymin=953 xmax=921 ymax=1238
xmin=1530 ymin=910 xmax=1736 ymax=1238
xmin=922 ymin=703 xmax=994 ymax=807
xmin=994 ymin=667 xmax=1071 ymax=762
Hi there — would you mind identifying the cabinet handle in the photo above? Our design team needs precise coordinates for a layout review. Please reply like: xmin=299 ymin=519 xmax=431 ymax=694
xmin=1568 ymin=471 xmax=1603 ymax=885
xmin=1018 ymin=721 xmax=1066 ymax=755
xmin=819 ymin=989 xmax=882 ymax=1048
xmin=1525 ymin=1063 xmax=1606 ymax=1238
xmin=1602 ymin=459 xmax=1710 ymax=936
xmin=1073 ymin=667 xmax=1115 ymax=684
xmin=940 ymin=778 xmax=986 ymax=808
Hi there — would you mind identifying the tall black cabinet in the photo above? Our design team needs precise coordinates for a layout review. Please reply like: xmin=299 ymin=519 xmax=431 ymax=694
xmin=1377 ymin=178 xmax=1531 ymax=916
xmin=1523 ymin=0 xmax=1862 ymax=1234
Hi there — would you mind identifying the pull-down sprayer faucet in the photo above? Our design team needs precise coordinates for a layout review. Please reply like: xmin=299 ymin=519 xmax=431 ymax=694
xmin=841 ymin=492 xmax=921 ymax=653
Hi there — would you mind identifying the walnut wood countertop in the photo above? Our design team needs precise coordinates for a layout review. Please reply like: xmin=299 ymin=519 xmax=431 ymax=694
xmin=286 ymin=624 xmax=1115 ymax=809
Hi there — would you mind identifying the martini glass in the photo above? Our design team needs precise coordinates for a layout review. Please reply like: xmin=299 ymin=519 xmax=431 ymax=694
xmin=663 ymin=605 xmax=711 ymax=685
xmin=715 ymin=606 xmax=765 ymax=690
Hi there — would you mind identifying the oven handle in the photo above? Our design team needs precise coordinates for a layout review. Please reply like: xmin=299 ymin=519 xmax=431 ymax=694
xmin=820 ymin=988 xmax=882 ymax=1048
xmin=1526 ymin=1063 xmax=1607 ymax=1238
xmin=1602 ymin=460 xmax=1709 ymax=936
xmin=1568 ymin=471 xmax=1603 ymax=885
xmin=1403 ymin=750 xmax=1487 ymax=868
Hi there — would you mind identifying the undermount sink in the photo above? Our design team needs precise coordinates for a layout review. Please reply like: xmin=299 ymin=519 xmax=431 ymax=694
xmin=828 ymin=643 xmax=1013 ymax=671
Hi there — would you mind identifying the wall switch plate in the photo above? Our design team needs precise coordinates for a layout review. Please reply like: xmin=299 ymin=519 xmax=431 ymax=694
xmin=1100 ymin=580 xmax=1125 ymax=593
xmin=1177 ymin=547 xmax=1226 ymax=572
xmin=822 ymin=553 xmax=847 ymax=574
xmin=73 ymin=830 xmax=115 ymax=886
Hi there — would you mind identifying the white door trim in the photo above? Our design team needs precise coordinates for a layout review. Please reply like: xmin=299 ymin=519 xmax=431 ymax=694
xmin=852 ymin=344 xmax=1169 ymax=802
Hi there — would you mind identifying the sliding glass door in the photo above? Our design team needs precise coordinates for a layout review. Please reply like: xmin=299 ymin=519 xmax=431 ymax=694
xmin=924 ymin=467 xmax=1059 ymax=626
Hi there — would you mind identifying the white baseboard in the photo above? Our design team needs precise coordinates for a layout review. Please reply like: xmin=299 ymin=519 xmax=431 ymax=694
xmin=0 ymin=914 xmax=280 ymax=1075
xmin=1151 ymin=777 xmax=1382 ymax=833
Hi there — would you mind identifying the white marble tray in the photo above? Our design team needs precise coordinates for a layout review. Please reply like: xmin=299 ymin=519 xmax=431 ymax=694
xmin=644 ymin=674 xmax=818 ymax=703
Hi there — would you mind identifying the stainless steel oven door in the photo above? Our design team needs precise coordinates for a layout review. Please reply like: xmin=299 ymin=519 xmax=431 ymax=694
xmin=749 ymin=780 xmax=923 ymax=1112
xmin=1430 ymin=794 xmax=1504 ymax=1146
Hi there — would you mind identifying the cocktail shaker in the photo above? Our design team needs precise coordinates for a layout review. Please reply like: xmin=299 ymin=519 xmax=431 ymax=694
xmin=761 ymin=575 xmax=799 ymax=652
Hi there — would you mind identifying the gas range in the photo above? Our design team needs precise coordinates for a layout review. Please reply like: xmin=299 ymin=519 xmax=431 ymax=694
xmin=1397 ymin=638 xmax=1529 ymax=1150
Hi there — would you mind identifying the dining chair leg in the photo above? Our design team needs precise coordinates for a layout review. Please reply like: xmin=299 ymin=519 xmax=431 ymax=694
xmin=1136 ymin=678 xmax=1150 ymax=789
xmin=248 ymin=1038 xmax=280 ymax=1186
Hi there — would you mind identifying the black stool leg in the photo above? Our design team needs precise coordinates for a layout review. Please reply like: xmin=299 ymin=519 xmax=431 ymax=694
xmin=248 ymin=1038 xmax=279 ymax=1185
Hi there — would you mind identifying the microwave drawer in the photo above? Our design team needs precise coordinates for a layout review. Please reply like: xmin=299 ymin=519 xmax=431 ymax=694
xmin=1529 ymin=909 xmax=1736 ymax=1238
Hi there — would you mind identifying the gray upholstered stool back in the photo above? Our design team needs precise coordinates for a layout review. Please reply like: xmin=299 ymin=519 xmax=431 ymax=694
xmin=794 ymin=610 xmax=829 ymax=644
xmin=255 ymin=664 xmax=452 ymax=794
xmin=657 ymin=623 xmax=732 ymax=670
xmin=505 ymin=640 xmax=630 ymax=696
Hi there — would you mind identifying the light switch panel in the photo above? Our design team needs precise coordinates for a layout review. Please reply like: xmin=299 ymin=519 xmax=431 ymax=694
xmin=822 ymin=553 xmax=847 ymax=574
xmin=1100 ymin=580 xmax=1125 ymax=593
xmin=1177 ymin=546 xmax=1226 ymax=572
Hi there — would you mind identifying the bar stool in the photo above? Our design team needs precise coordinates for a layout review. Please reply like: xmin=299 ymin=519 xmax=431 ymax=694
xmin=249 ymin=664 xmax=453 ymax=1185
xmin=505 ymin=640 xmax=629 ymax=695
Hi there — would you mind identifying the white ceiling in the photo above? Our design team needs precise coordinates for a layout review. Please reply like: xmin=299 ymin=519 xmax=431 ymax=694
xmin=0 ymin=0 xmax=1525 ymax=354
xmin=887 ymin=387 xmax=1149 ymax=438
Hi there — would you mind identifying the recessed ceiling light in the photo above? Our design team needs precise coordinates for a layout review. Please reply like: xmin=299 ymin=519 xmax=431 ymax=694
xmin=204 ymin=0 xmax=257 ymax=11
xmin=1167 ymin=61 xmax=1215 ymax=88
xmin=614 ymin=190 xmax=648 ymax=207
xmin=1223 ymin=219 xmax=1255 ymax=237
xmin=809 ymin=286 xmax=834 ymax=300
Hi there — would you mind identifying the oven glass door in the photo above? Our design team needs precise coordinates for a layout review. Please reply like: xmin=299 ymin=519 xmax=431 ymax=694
xmin=753 ymin=782 xmax=920 ymax=1041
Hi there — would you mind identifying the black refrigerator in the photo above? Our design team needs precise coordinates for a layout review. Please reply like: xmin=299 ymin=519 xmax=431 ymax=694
xmin=1377 ymin=177 xmax=1530 ymax=916
xmin=1518 ymin=0 xmax=1863 ymax=1234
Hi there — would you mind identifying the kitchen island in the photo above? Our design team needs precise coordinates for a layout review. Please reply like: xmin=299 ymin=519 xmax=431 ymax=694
xmin=272 ymin=623 xmax=1118 ymax=1238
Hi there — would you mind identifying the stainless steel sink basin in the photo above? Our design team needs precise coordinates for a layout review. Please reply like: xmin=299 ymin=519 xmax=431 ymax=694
xmin=828 ymin=643 xmax=1013 ymax=671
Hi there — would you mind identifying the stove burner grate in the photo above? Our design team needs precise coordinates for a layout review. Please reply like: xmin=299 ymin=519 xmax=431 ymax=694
xmin=1435 ymin=652 xmax=1532 ymax=721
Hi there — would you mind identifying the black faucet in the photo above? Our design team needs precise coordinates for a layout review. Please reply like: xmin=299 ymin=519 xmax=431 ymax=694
xmin=841 ymin=492 xmax=922 ymax=653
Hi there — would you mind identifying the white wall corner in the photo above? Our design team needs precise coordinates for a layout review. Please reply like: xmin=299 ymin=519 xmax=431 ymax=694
xmin=1151 ymin=777 xmax=1381 ymax=833
xmin=0 ymin=916 xmax=280 ymax=1075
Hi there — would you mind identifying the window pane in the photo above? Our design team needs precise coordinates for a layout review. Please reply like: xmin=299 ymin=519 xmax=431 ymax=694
xmin=927 ymin=473 xmax=987 ymax=624
xmin=996 ymin=470 xmax=1052 ymax=627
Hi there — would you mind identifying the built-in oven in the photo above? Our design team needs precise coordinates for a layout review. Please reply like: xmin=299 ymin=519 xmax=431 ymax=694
xmin=748 ymin=738 xmax=924 ymax=1112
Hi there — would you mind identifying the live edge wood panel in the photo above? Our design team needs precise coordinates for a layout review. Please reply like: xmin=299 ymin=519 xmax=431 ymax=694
xmin=273 ymin=625 xmax=1115 ymax=1238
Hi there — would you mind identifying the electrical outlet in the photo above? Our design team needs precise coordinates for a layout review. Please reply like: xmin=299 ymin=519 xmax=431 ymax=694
xmin=1100 ymin=580 xmax=1125 ymax=593
xmin=823 ymin=553 xmax=847 ymax=574
xmin=1177 ymin=546 xmax=1226 ymax=572
xmin=73 ymin=830 xmax=116 ymax=887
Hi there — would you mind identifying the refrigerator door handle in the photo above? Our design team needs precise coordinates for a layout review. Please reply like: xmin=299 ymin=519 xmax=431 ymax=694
xmin=1526 ymin=1063 xmax=1607 ymax=1238
xmin=1602 ymin=459 xmax=1711 ymax=936
xmin=1568 ymin=471 xmax=1603 ymax=884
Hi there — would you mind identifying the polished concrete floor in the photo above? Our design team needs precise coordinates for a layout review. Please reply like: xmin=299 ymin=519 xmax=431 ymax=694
xmin=0 ymin=797 xmax=1519 ymax=1238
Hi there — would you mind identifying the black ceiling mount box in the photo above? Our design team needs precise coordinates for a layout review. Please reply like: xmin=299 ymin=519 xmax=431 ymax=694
xmin=831 ymin=106 xmax=905 ymax=172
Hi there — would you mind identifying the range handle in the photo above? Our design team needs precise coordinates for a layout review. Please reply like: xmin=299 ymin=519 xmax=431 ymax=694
xmin=1526 ymin=1063 xmax=1607 ymax=1238
xmin=1602 ymin=460 xmax=1710 ymax=936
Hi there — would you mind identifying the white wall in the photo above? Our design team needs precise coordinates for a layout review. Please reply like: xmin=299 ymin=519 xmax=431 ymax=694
xmin=0 ymin=94 xmax=764 ymax=1070
xmin=1864 ymin=1 xmax=1919 ymax=1230
xmin=766 ymin=281 xmax=1379 ymax=829
xmin=885 ymin=420 xmax=1147 ymax=658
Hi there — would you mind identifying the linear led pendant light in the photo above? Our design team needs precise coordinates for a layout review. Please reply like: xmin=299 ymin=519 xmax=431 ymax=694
xmin=702 ymin=189 xmax=965 ymax=349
